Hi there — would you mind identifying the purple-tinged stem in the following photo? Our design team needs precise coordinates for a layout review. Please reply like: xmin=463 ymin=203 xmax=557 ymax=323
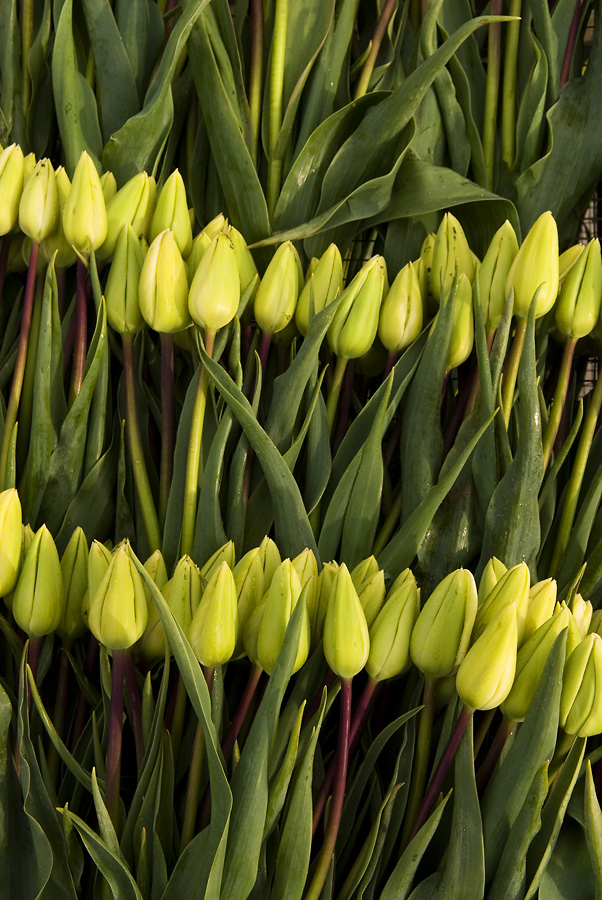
xmin=222 ymin=664 xmax=263 ymax=765
xmin=305 ymin=678 xmax=353 ymax=900
xmin=383 ymin=351 xmax=397 ymax=381
xmin=26 ymin=636 xmax=44 ymax=717
xmin=69 ymin=257 xmax=88 ymax=407
xmin=560 ymin=0 xmax=582 ymax=88
xmin=333 ymin=359 xmax=356 ymax=453
xmin=259 ymin=330 xmax=272 ymax=378
xmin=159 ymin=333 xmax=175 ymax=526
xmin=105 ymin=649 xmax=128 ymax=827
xmin=124 ymin=653 xmax=145 ymax=772
xmin=476 ymin=715 xmax=515 ymax=794
xmin=303 ymin=669 xmax=336 ymax=728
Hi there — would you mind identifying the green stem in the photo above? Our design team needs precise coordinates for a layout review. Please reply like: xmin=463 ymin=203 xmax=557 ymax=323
xmin=249 ymin=0 xmax=264 ymax=165
xmin=305 ymin=678 xmax=352 ymax=900
xmin=122 ymin=333 xmax=162 ymax=553
xmin=0 ymin=240 xmax=39 ymax=489
xmin=48 ymin=641 xmax=72 ymax=787
xmin=501 ymin=0 xmax=521 ymax=168
xmin=180 ymin=667 xmax=214 ymax=852
xmin=181 ymin=331 xmax=215 ymax=557
xmin=21 ymin=0 xmax=34 ymax=116
xmin=326 ymin=356 xmax=348 ymax=437
xmin=267 ymin=0 xmax=288 ymax=217
xmin=169 ymin=674 xmax=188 ymax=762
xmin=483 ymin=0 xmax=502 ymax=190
xmin=400 ymin=676 xmax=437 ymax=847
xmin=354 ymin=0 xmax=398 ymax=99
xmin=501 ymin=316 xmax=527 ymax=425
xmin=549 ymin=351 xmax=602 ymax=577
xmin=159 ymin=333 xmax=175 ymax=525
xmin=542 ymin=337 xmax=577 ymax=473
xmin=105 ymin=649 xmax=128 ymax=828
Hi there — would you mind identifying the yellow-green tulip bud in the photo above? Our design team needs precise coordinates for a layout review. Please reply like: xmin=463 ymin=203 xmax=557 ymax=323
xmin=188 ymin=232 xmax=240 ymax=332
xmin=477 ymin=220 xmax=518 ymax=332
xmin=189 ymin=561 xmax=238 ymax=667
xmin=100 ymin=172 xmax=154 ymax=259
xmin=59 ymin=527 xmax=89 ymax=641
xmin=589 ymin=609 xmax=602 ymax=637
xmin=259 ymin=536 xmax=281 ymax=590
xmin=478 ymin=557 xmax=507 ymax=606
xmin=351 ymin=556 xmax=380 ymax=593
xmin=410 ymin=568 xmax=478 ymax=677
xmin=105 ymin=225 xmax=146 ymax=334
xmin=523 ymin=577 xmax=557 ymax=644
xmin=139 ymin=229 xmax=191 ymax=333
xmin=323 ymin=563 xmax=370 ymax=679
xmin=88 ymin=543 xmax=148 ymax=650
xmin=430 ymin=213 xmax=475 ymax=305
xmin=474 ymin=562 xmax=530 ymax=645
xmin=22 ymin=152 xmax=36 ymax=183
xmin=228 ymin=226 xmax=259 ymax=298
xmin=0 ymin=144 xmax=24 ymax=235
xmin=506 ymin=211 xmax=559 ymax=319
xmin=4 ymin=522 xmax=33 ymax=611
xmin=245 ymin=559 xmax=309 ymax=674
xmin=295 ymin=243 xmax=343 ymax=335
xmin=312 ymin=560 xmax=338 ymax=648
xmin=388 ymin=567 xmax=416 ymax=593
xmin=83 ymin=540 xmax=113 ymax=625
xmin=19 ymin=158 xmax=59 ymax=243
xmin=555 ymin=239 xmax=602 ymax=339
xmin=456 ymin=602 xmax=518 ymax=710
xmin=186 ymin=230 xmax=212 ymax=282
xmin=571 ymin=592 xmax=593 ymax=637
xmin=144 ymin=548 xmax=169 ymax=590
xmin=233 ymin=547 xmax=264 ymax=656
xmin=358 ymin=569 xmax=386 ymax=629
xmin=328 ymin=255 xmax=386 ymax=359
xmin=141 ymin=555 xmax=202 ymax=660
xmin=304 ymin=257 xmax=320 ymax=282
xmin=419 ymin=234 xmax=436 ymax=304
xmin=560 ymin=633 xmax=602 ymax=736
xmin=150 ymin=170 xmax=192 ymax=257
xmin=446 ymin=273 xmax=474 ymax=370
xmin=366 ymin=578 xmax=420 ymax=681
xmin=41 ymin=167 xmax=77 ymax=268
xmin=502 ymin=606 xmax=570 ymax=721
xmin=378 ymin=261 xmax=423 ymax=353
xmin=13 ymin=525 xmax=64 ymax=637
xmin=559 ymin=244 xmax=585 ymax=285
xmin=254 ymin=241 xmax=300 ymax=335
xmin=62 ymin=151 xmax=108 ymax=253
xmin=100 ymin=171 xmax=117 ymax=204
xmin=0 ymin=488 xmax=22 ymax=596
xmin=200 ymin=540 xmax=236 ymax=583
xmin=292 ymin=548 xmax=319 ymax=629
xmin=203 ymin=213 xmax=227 ymax=240
xmin=562 ymin=604 xmax=584 ymax=658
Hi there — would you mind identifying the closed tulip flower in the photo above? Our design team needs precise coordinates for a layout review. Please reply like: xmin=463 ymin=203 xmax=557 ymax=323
xmin=456 ymin=602 xmax=518 ymax=711
xmin=378 ymin=261 xmax=423 ymax=353
xmin=506 ymin=211 xmax=559 ymax=319
xmin=12 ymin=525 xmax=64 ymax=637
xmin=105 ymin=225 xmax=146 ymax=334
xmin=0 ymin=488 xmax=22 ymax=597
xmin=88 ymin=543 xmax=148 ymax=650
xmin=323 ymin=563 xmax=370 ymax=679
xmin=62 ymin=151 xmax=108 ymax=253
xmin=188 ymin=232 xmax=240 ymax=333
xmin=19 ymin=158 xmax=59 ymax=244
xmin=254 ymin=241 xmax=301 ymax=335
xmin=0 ymin=143 xmax=24 ymax=236
xmin=328 ymin=256 xmax=386 ymax=360
xmin=139 ymin=229 xmax=191 ymax=332
xmin=150 ymin=169 xmax=192 ymax=257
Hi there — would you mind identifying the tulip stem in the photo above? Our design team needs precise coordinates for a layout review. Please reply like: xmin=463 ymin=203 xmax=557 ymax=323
xmin=105 ymin=649 xmax=128 ymax=828
xmin=122 ymin=333 xmax=162 ymax=554
xmin=169 ymin=674 xmax=188 ymax=762
xmin=326 ymin=356 xmax=348 ymax=437
xmin=26 ymin=636 xmax=44 ymax=717
xmin=0 ymin=240 xmax=39 ymax=490
xmin=48 ymin=641 xmax=72 ymax=787
xmin=501 ymin=0 xmax=521 ymax=168
xmin=542 ymin=337 xmax=577 ymax=473
xmin=159 ymin=333 xmax=175 ymax=525
xmin=69 ymin=256 xmax=89 ymax=407
xmin=559 ymin=0 xmax=582 ymax=88
xmin=267 ymin=0 xmax=288 ymax=217
xmin=476 ymin=715 xmax=515 ymax=794
xmin=181 ymin=330 xmax=215 ymax=558
xmin=305 ymin=678 xmax=352 ymax=900
xmin=181 ymin=666 xmax=214 ymax=852
xmin=401 ymin=675 xmax=437 ymax=847
xmin=483 ymin=0 xmax=502 ymax=191
xmin=124 ymin=654 xmax=145 ymax=773
xmin=222 ymin=663 xmax=263 ymax=765
xmin=549 ymin=347 xmax=602 ymax=577
xmin=0 ymin=234 xmax=11 ymax=307
xmin=501 ymin=316 xmax=527 ymax=425
xmin=405 ymin=705 xmax=473 ymax=846
xmin=354 ymin=0 xmax=398 ymax=99
xmin=249 ymin=0 xmax=264 ymax=164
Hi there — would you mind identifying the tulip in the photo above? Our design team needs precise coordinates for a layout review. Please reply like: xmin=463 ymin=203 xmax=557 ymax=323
xmin=141 ymin=555 xmax=202 ymax=660
xmin=88 ymin=543 xmax=148 ymax=650
xmin=139 ymin=229 xmax=191 ymax=332
xmin=506 ymin=211 xmax=559 ymax=319
xmin=105 ymin=225 xmax=146 ymax=334
xmin=258 ymin=536 xmax=281 ymax=590
xmin=430 ymin=213 xmax=475 ymax=306
xmin=0 ymin=143 xmax=24 ymax=235
xmin=188 ymin=232 xmax=240 ymax=332
xmin=189 ymin=561 xmax=238 ymax=667
xmin=350 ymin=556 xmax=380 ymax=592
xmin=19 ymin=158 xmax=59 ymax=243
xmin=560 ymin=633 xmax=602 ymax=736
xmin=295 ymin=243 xmax=343 ymax=335
xmin=445 ymin=273 xmax=474 ymax=370
xmin=58 ymin=527 xmax=89 ymax=641
xmin=12 ymin=525 xmax=64 ymax=637
xmin=228 ymin=225 xmax=259 ymax=298
xmin=323 ymin=563 xmax=370 ymax=679
xmin=477 ymin=220 xmax=518 ymax=333
xmin=254 ymin=241 xmax=301 ymax=335
xmin=0 ymin=488 xmax=22 ymax=596
xmin=523 ymin=578 xmax=557 ymax=644
xmin=312 ymin=560 xmax=338 ymax=648
xmin=477 ymin=556 xmax=507 ymax=606
xmin=292 ymin=548 xmax=319 ymax=629
xmin=100 ymin=171 xmax=155 ymax=259
xmin=144 ymin=549 xmax=169 ymax=590
xmin=40 ymin=167 xmax=77 ymax=268
xmin=357 ymin=569 xmax=386 ymax=629
xmin=474 ymin=562 xmax=530 ymax=645
xmin=410 ymin=568 xmax=478 ymax=677
xmin=378 ymin=261 xmax=423 ymax=353
xmin=366 ymin=577 xmax=420 ymax=681
xmin=555 ymin=239 xmax=602 ymax=340
xmin=62 ymin=151 xmax=108 ymax=253
xmin=150 ymin=169 xmax=192 ymax=257
xmin=233 ymin=547 xmax=264 ymax=656
xmin=200 ymin=540 xmax=236 ymax=582
xmin=456 ymin=602 xmax=518 ymax=710
xmin=328 ymin=256 xmax=386 ymax=360
xmin=100 ymin=171 xmax=117 ymax=204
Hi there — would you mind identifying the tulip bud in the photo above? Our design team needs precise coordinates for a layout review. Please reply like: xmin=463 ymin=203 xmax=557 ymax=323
xmin=189 ymin=561 xmax=238 ymax=667
xmin=478 ymin=557 xmax=507 ymax=606
xmin=0 ymin=488 xmax=22 ymax=596
xmin=0 ymin=144 xmax=24 ymax=235
xmin=186 ymin=230 xmax=212 ymax=281
xmin=105 ymin=225 xmax=146 ymax=334
xmin=477 ymin=220 xmax=518 ymax=332
xmin=254 ymin=241 xmax=300 ymax=335
xmin=203 ymin=213 xmax=227 ymax=240
xmin=323 ymin=563 xmax=370 ymax=679
xmin=228 ymin=226 xmax=259 ymax=298
xmin=245 ymin=559 xmax=309 ymax=674
xmin=388 ymin=567 xmax=416 ymax=593
xmin=570 ymin=592 xmax=593 ymax=637
xmin=81 ymin=540 xmax=112 ymax=626
xmin=410 ymin=568 xmax=478 ymax=677
xmin=144 ymin=548 xmax=169 ymax=590
xmin=150 ymin=170 xmax=192 ymax=257
xmin=312 ymin=560 xmax=338 ymax=648
xmin=4 ymin=523 xmax=34 ymax=612
xmin=40 ymin=167 xmax=77 ymax=267
xmin=100 ymin=172 xmax=154 ymax=259
xmin=19 ymin=158 xmax=59 ymax=243
xmin=62 ymin=152 xmax=108 ymax=253
xmin=358 ymin=569 xmax=386 ymax=629
xmin=560 ymin=633 xmax=602 ymax=736
xmin=139 ymin=229 xmax=191 ymax=332
xmin=59 ymin=527 xmax=89 ymax=641
xmin=555 ymin=239 xmax=602 ymax=339
xmin=474 ymin=562 xmax=530 ymax=645
xmin=200 ymin=540 xmax=236 ymax=583
xmin=88 ymin=543 xmax=148 ymax=650
xmin=430 ymin=213 xmax=475 ymax=306
xmin=559 ymin=244 xmax=585 ymax=285
xmin=328 ymin=255 xmax=386 ymax=359
xmin=142 ymin=555 xmax=202 ymax=660
xmin=259 ymin=536 xmax=281 ymax=590
xmin=445 ymin=273 xmax=474 ymax=370
xmin=188 ymin=232 xmax=240 ymax=333
xmin=502 ymin=607 xmax=569 ymax=721
xmin=506 ymin=211 xmax=559 ymax=319
xmin=419 ymin=233 xmax=436 ymax=303
xmin=562 ymin=603 xmax=584 ymax=658
xmin=100 ymin=171 xmax=117 ymax=204
xmin=366 ymin=577 xmax=420 ymax=681
xmin=292 ymin=548 xmax=319 ymax=629
xmin=350 ymin=556 xmax=380 ymax=592
xmin=233 ymin=547 xmax=264 ymax=656
xmin=456 ymin=602 xmax=518 ymax=710
xmin=589 ymin=609 xmax=602 ymax=637
xmin=523 ymin=577 xmax=557 ymax=644
xmin=295 ymin=243 xmax=343 ymax=335
xmin=13 ymin=525 xmax=64 ymax=637
xmin=378 ymin=261 xmax=423 ymax=353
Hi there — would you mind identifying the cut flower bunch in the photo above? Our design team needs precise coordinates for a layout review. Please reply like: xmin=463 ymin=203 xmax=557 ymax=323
xmin=2 ymin=1 xmax=602 ymax=899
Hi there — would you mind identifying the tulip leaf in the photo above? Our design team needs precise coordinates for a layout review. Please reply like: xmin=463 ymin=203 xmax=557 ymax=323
xmin=0 ymin=0 xmax=24 ymax=147
xmin=81 ymin=0 xmax=140 ymax=142
xmin=263 ymin=703 xmax=305 ymax=841
xmin=538 ymin=819 xmax=596 ymax=900
xmin=481 ymin=630 xmax=566 ymax=882
xmin=193 ymin=408 xmax=233 ymax=563
xmin=302 ymin=368 xmax=331 ymax=515
xmin=200 ymin=344 xmax=319 ymax=560
xmin=516 ymin=31 xmax=548 ymax=173
xmin=26 ymin=0 xmax=53 ymax=157
xmin=584 ymin=760 xmax=602 ymax=896
xmin=556 ymin=444 xmax=602 ymax=592
xmin=52 ymin=0 xmax=104 ymax=174
xmin=114 ymin=0 xmax=163 ymax=101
